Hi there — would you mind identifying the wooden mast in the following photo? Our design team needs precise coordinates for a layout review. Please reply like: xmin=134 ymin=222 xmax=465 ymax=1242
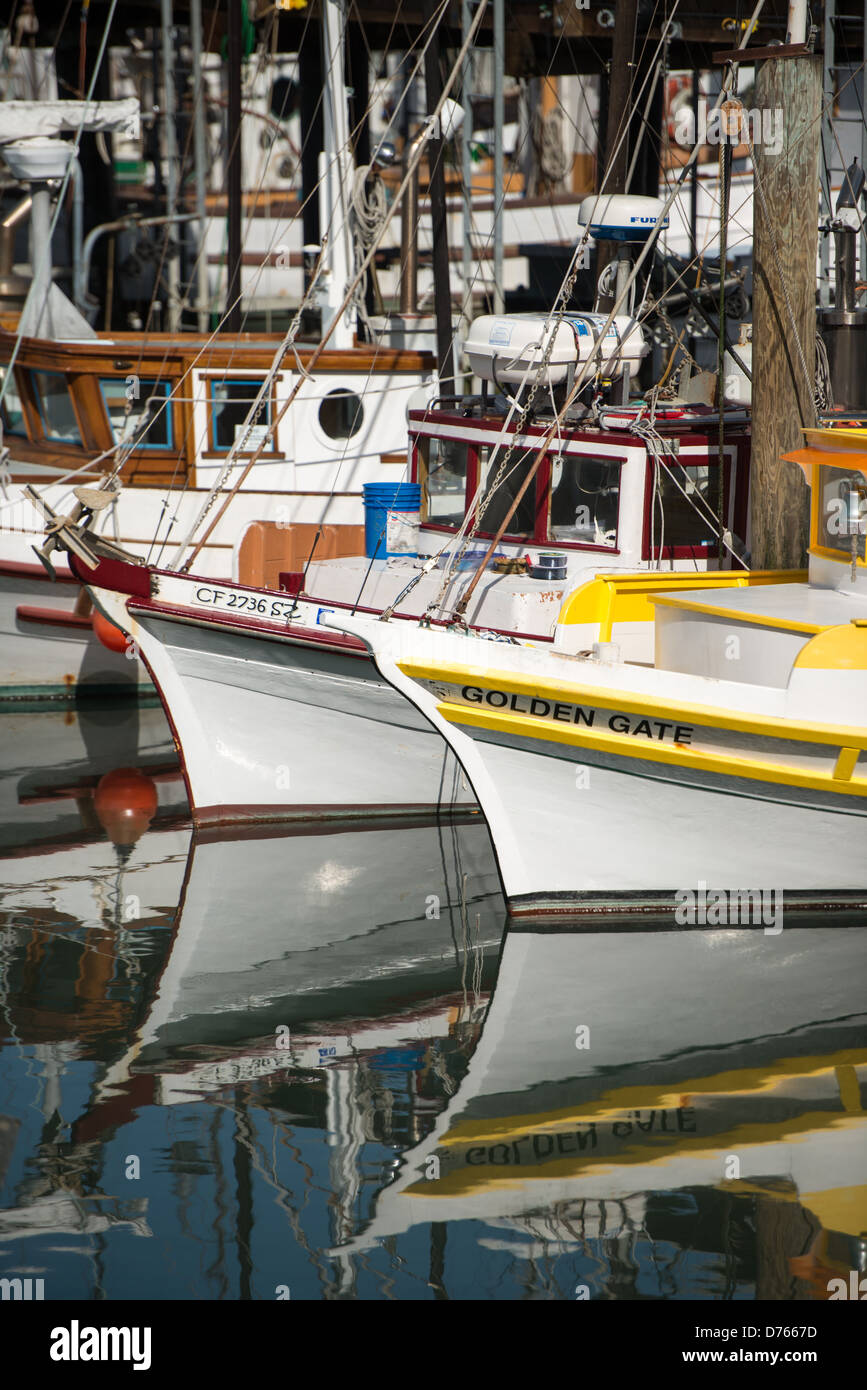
xmin=749 ymin=33 xmax=821 ymax=568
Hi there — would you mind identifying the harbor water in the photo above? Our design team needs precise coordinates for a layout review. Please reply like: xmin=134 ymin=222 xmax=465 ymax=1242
xmin=0 ymin=701 xmax=864 ymax=1302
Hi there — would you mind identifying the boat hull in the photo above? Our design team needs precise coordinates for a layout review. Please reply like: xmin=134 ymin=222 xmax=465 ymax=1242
xmin=94 ymin=584 xmax=476 ymax=825
xmin=0 ymin=561 xmax=149 ymax=701
xmin=332 ymin=617 xmax=867 ymax=914
xmin=451 ymin=728 xmax=867 ymax=915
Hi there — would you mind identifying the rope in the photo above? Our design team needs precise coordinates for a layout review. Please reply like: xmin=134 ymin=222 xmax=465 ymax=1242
xmin=349 ymin=163 xmax=387 ymax=328
xmin=531 ymin=106 xmax=571 ymax=186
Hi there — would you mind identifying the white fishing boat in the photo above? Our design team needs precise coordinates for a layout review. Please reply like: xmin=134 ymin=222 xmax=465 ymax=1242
xmin=0 ymin=14 xmax=439 ymax=701
xmin=332 ymin=426 xmax=867 ymax=913
xmin=43 ymin=187 xmax=760 ymax=825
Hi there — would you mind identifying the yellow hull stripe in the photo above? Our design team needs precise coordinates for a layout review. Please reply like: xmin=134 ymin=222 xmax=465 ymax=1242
xmin=436 ymin=701 xmax=867 ymax=798
xmin=405 ymin=1113 xmax=866 ymax=1199
xmin=437 ymin=1051 xmax=867 ymax=1146
xmin=399 ymin=661 xmax=867 ymax=749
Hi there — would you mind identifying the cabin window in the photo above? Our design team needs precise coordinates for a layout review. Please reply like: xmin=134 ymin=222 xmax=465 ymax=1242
xmin=550 ymin=453 xmax=620 ymax=547
xmin=418 ymin=435 xmax=469 ymax=525
xmin=100 ymin=378 xmax=172 ymax=449
xmin=208 ymin=378 xmax=273 ymax=452
xmin=817 ymin=464 xmax=867 ymax=561
xmin=31 ymin=370 xmax=82 ymax=444
xmin=649 ymin=460 xmax=719 ymax=551
xmin=319 ymin=388 xmax=364 ymax=440
xmin=0 ymin=366 xmax=26 ymax=436
xmin=476 ymin=444 xmax=536 ymax=537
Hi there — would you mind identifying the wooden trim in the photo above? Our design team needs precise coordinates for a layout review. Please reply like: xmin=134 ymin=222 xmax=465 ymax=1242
xmin=16 ymin=605 xmax=93 ymax=630
xmin=0 ymin=329 xmax=434 ymax=375
xmin=0 ymin=559 xmax=76 ymax=584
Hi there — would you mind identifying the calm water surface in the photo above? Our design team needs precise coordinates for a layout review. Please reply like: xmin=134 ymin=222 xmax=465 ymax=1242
xmin=0 ymin=703 xmax=864 ymax=1300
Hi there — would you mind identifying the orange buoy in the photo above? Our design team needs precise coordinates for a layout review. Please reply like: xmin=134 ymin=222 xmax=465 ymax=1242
xmin=93 ymin=768 xmax=159 ymax=847
xmin=92 ymin=609 xmax=133 ymax=655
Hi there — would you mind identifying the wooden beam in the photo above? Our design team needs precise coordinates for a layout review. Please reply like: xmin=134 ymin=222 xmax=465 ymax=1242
xmin=750 ymin=53 xmax=822 ymax=570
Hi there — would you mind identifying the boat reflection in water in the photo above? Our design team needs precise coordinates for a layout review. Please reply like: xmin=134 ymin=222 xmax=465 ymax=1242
xmin=345 ymin=926 xmax=867 ymax=1299
xmin=0 ymin=733 xmax=864 ymax=1297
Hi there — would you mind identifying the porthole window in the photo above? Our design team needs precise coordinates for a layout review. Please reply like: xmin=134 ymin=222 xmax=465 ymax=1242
xmin=318 ymin=388 xmax=363 ymax=440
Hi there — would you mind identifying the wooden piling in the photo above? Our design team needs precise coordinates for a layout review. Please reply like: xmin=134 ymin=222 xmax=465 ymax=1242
xmin=749 ymin=54 xmax=822 ymax=569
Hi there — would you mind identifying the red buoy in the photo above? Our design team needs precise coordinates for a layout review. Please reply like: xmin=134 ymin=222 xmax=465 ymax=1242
xmin=92 ymin=609 xmax=133 ymax=655
xmin=93 ymin=768 xmax=159 ymax=847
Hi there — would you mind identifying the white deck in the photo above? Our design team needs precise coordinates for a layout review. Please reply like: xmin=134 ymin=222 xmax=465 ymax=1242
xmin=652 ymin=581 xmax=867 ymax=631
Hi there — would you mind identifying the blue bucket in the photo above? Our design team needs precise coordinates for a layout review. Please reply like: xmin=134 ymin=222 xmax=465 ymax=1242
xmin=362 ymin=482 xmax=421 ymax=560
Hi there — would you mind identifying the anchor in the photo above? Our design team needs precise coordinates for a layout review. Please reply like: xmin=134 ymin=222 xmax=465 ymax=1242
xmin=24 ymin=483 xmax=141 ymax=578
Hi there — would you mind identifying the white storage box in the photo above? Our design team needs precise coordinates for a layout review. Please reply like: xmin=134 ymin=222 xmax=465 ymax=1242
xmin=465 ymin=312 xmax=648 ymax=388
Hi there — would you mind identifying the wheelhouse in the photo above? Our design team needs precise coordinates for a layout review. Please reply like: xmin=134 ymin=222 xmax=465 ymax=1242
xmin=408 ymin=400 xmax=750 ymax=571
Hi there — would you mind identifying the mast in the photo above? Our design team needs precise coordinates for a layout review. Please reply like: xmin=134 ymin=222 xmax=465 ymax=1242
xmin=460 ymin=0 xmax=472 ymax=340
xmin=319 ymin=0 xmax=355 ymax=349
xmin=160 ymin=0 xmax=180 ymax=332
xmin=748 ymin=15 xmax=821 ymax=568
xmin=422 ymin=0 xmax=455 ymax=391
xmin=492 ymin=0 xmax=504 ymax=316
xmin=225 ymin=0 xmax=243 ymax=334
xmin=190 ymin=0 xmax=210 ymax=333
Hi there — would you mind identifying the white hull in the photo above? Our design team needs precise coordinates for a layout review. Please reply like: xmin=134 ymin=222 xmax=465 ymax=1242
xmin=0 ymin=564 xmax=149 ymax=699
xmin=438 ymin=733 xmax=867 ymax=910
xmin=335 ymin=616 xmax=867 ymax=911
xmin=95 ymin=583 xmax=475 ymax=823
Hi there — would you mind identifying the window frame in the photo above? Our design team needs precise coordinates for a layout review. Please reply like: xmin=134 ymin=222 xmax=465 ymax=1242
xmin=99 ymin=377 xmax=175 ymax=452
xmin=29 ymin=368 xmax=85 ymax=445
xmin=641 ymin=448 xmax=737 ymax=562
xmin=0 ymin=363 xmax=29 ymax=438
xmin=412 ymin=428 xmax=624 ymax=552
xmin=811 ymin=461 xmax=867 ymax=566
xmin=203 ymin=375 xmax=279 ymax=457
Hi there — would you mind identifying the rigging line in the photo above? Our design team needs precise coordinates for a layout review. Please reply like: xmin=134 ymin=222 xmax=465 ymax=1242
xmin=130 ymin=0 xmax=222 ymax=367
xmin=177 ymin=2 xmax=443 ymax=371
xmin=438 ymin=1 xmax=769 ymax=620
xmin=424 ymin=10 xmax=686 ymax=599
xmin=138 ymin=0 xmax=446 ymax=387
xmin=137 ymin=3 xmax=275 ymax=344
xmin=114 ymin=8 xmax=393 ymax=519
xmin=0 ymin=0 xmax=121 ymax=420
xmin=0 ymin=441 xmax=124 ymax=518
xmin=43 ymin=0 xmax=76 ymax=95
xmin=162 ymin=11 xmax=453 ymax=551
xmin=638 ymin=415 xmax=739 ymax=538
xmin=647 ymin=433 xmax=748 ymax=567
xmin=170 ymin=0 xmax=491 ymax=571
xmin=475 ymin=25 xmax=675 ymax=336
xmin=167 ymin=243 xmax=329 ymax=564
